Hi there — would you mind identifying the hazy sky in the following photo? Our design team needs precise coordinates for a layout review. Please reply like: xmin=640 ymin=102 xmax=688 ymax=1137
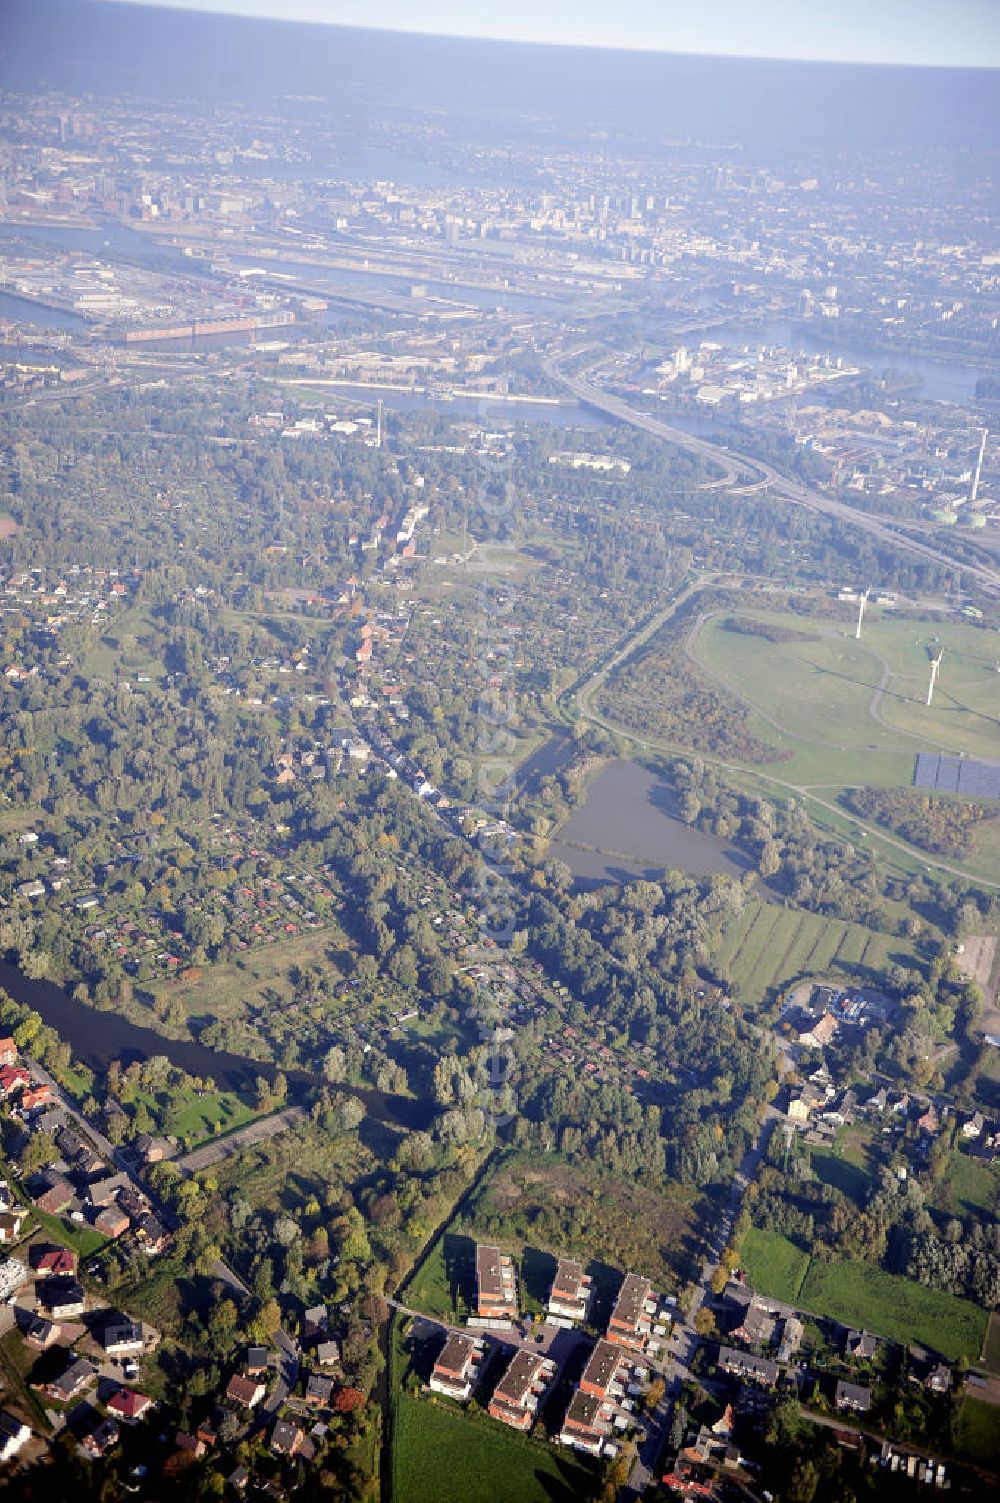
xmin=109 ymin=1 xmax=1000 ymax=68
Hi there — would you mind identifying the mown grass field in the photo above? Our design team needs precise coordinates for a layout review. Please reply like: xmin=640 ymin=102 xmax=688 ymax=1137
xmin=688 ymin=606 xmax=1000 ymax=882
xmin=798 ymin=1258 xmax=987 ymax=1362
xmin=983 ymin=1312 xmax=1000 ymax=1374
xmin=738 ymin=1227 xmax=811 ymax=1302
xmin=693 ymin=608 xmax=1000 ymax=770
xmin=714 ymin=897 xmax=914 ymax=1006
xmin=392 ymin=1393 xmax=599 ymax=1503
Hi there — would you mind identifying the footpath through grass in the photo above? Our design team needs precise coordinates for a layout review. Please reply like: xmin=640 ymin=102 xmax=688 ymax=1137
xmin=392 ymin=1393 xmax=599 ymax=1503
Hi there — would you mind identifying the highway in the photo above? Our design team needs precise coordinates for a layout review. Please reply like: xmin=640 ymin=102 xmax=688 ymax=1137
xmin=543 ymin=349 xmax=1000 ymax=598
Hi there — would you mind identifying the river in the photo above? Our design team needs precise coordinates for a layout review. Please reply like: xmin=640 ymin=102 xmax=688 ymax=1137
xmin=704 ymin=316 xmax=989 ymax=404
xmin=547 ymin=760 xmax=753 ymax=887
xmin=0 ymin=958 xmax=431 ymax=1130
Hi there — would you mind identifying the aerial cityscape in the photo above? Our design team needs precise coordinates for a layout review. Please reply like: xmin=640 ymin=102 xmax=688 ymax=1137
xmin=0 ymin=1 xmax=998 ymax=1498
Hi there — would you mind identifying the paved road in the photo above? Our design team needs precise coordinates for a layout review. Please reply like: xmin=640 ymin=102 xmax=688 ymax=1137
xmin=545 ymin=350 xmax=1000 ymax=597
xmin=174 ymin=1105 xmax=305 ymax=1174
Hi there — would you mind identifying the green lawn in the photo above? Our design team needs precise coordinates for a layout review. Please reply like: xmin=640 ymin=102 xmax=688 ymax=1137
xmin=810 ymin=1147 xmax=872 ymax=1208
xmin=798 ymin=1258 xmax=987 ymax=1362
xmin=955 ymin=1395 xmax=1000 ymax=1468
xmin=738 ymin=1227 xmax=811 ymax=1303
xmin=944 ymin=1152 xmax=999 ymax=1218
xmin=392 ymin=1393 xmax=599 ymax=1503
xmin=30 ymin=1208 xmax=107 ymax=1259
xmin=402 ymin=1230 xmax=476 ymax=1323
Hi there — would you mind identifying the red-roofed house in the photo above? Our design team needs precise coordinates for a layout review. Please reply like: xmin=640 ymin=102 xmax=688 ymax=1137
xmin=106 ymin=1388 xmax=154 ymax=1423
xmin=31 ymin=1247 xmax=77 ymax=1277
xmin=21 ymin=1084 xmax=53 ymax=1113
xmin=0 ymin=1040 xmax=18 ymax=1068
xmin=226 ymin=1374 xmax=266 ymax=1409
xmin=0 ymin=1066 xmax=30 ymax=1101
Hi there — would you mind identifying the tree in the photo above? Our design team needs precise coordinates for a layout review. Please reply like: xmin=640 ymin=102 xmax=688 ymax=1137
xmin=693 ymin=1307 xmax=717 ymax=1338
xmin=19 ymin=1130 xmax=57 ymax=1175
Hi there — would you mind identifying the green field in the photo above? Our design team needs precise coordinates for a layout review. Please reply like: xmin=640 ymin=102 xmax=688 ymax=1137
xmin=955 ymin=1396 xmax=1000 ymax=1469
xmin=810 ymin=1146 xmax=873 ymax=1207
xmin=798 ymin=1258 xmax=988 ymax=1362
xmin=714 ymin=897 xmax=913 ymax=1006
xmin=939 ymin=1152 xmax=999 ymax=1219
xmin=738 ymin=1227 xmax=811 ymax=1303
xmin=689 ymin=606 xmax=1000 ymax=883
xmin=693 ymin=608 xmax=1000 ymax=771
xmin=392 ymin=1393 xmax=599 ymax=1503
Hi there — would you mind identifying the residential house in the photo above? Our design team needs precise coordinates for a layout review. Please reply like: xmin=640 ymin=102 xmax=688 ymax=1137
xmin=226 ymin=1374 xmax=266 ymax=1409
xmin=94 ymin=1206 xmax=130 ymax=1240
xmin=580 ymin=1340 xmax=624 ymax=1401
xmin=135 ymin=1213 xmax=168 ymax=1254
xmin=24 ymin=1315 xmax=60 ymax=1349
xmin=731 ymin=1295 xmax=776 ymax=1349
xmin=20 ymin=1084 xmax=53 ymax=1114
xmin=83 ymin=1418 xmax=120 ymax=1458
xmin=488 ymin=1349 xmax=554 ymax=1432
xmin=845 ymin=1330 xmax=878 ymax=1362
xmin=32 ymin=1175 xmax=73 ymax=1216
xmin=0 ymin=1208 xmax=27 ymax=1246
xmin=0 ymin=1040 xmax=18 ymax=1068
xmin=44 ymin=1355 xmax=97 ymax=1404
xmin=429 ymin=1334 xmax=482 ymax=1402
xmin=31 ymin=1246 xmax=77 ymax=1278
xmin=315 ymin=1340 xmax=340 ymax=1367
xmin=606 ymin=1273 xmax=654 ymax=1351
xmin=475 ymin=1244 xmax=517 ymax=1321
xmin=37 ymin=1278 xmax=85 ymax=1319
xmin=547 ymin=1258 xmax=592 ymax=1323
xmin=246 ymin=1346 xmax=270 ymax=1377
xmin=304 ymin=1375 xmax=334 ymax=1408
xmin=0 ymin=1066 xmax=30 ymax=1101
xmin=777 ymin=1316 xmax=804 ymax=1364
xmin=0 ymin=1412 xmax=30 ymax=1463
xmin=302 ymin=1304 xmax=328 ymax=1341
xmin=962 ymin=1112 xmax=986 ymax=1141
xmin=101 ymin=1318 xmax=144 ymax=1357
xmin=559 ymin=1390 xmax=612 ymax=1456
xmin=106 ymin=1388 xmax=154 ymax=1423
xmin=798 ymin=1012 xmax=840 ymax=1049
xmin=87 ymin=1173 xmax=129 ymax=1208
xmin=270 ymin=1418 xmax=304 ymax=1457
xmin=835 ymin=1380 xmax=872 ymax=1414
xmin=718 ymin=1347 xmax=779 ymax=1387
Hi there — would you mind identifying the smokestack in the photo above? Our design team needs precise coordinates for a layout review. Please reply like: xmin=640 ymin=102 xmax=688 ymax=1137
xmin=971 ymin=428 xmax=988 ymax=504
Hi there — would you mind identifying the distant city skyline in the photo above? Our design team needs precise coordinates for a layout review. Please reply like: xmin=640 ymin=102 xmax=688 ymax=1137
xmin=104 ymin=0 xmax=1000 ymax=68
xmin=103 ymin=0 xmax=1000 ymax=68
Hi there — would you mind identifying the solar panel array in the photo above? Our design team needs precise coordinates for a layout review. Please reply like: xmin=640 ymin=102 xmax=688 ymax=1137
xmin=913 ymin=753 xmax=1000 ymax=801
